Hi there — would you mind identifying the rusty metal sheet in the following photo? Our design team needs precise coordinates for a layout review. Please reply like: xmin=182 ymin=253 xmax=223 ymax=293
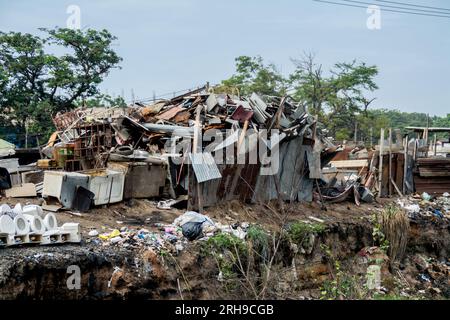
xmin=53 ymin=110 xmax=81 ymax=131
xmin=156 ymin=106 xmax=184 ymax=121
xmin=231 ymin=105 xmax=254 ymax=122
xmin=141 ymin=102 xmax=166 ymax=117
xmin=188 ymin=163 xmax=260 ymax=209
xmin=189 ymin=135 xmax=315 ymax=209
xmin=173 ymin=110 xmax=191 ymax=123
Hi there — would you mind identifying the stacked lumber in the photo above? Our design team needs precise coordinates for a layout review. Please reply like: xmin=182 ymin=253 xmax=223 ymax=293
xmin=414 ymin=158 xmax=450 ymax=195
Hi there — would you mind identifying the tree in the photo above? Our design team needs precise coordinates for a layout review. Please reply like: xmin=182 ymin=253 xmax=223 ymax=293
xmin=0 ymin=27 xmax=122 ymax=138
xmin=290 ymin=53 xmax=378 ymax=139
xmin=77 ymin=93 xmax=127 ymax=108
xmin=220 ymin=56 xmax=287 ymax=96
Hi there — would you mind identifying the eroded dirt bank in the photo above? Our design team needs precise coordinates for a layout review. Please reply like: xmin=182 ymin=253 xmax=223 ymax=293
xmin=0 ymin=200 xmax=449 ymax=300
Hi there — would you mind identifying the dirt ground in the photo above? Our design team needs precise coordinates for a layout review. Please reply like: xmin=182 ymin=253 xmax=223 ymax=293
xmin=0 ymin=196 xmax=448 ymax=300
xmin=1 ymin=197 xmax=184 ymax=237
xmin=1 ymin=196 xmax=384 ymax=237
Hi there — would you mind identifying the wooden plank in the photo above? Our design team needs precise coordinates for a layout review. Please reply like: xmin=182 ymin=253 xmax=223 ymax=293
xmin=395 ymin=153 xmax=404 ymax=190
xmin=403 ymin=135 xmax=408 ymax=194
xmin=378 ymin=129 xmax=384 ymax=199
xmin=381 ymin=154 xmax=390 ymax=197
xmin=330 ymin=160 xmax=368 ymax=168
xmin=389 ymin=128 xmax=392 ymax=196
xmin=4 ymin=183 xmax=37 ymax=197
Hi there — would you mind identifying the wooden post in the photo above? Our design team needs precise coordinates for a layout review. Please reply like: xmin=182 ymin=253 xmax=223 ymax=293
xmin=413 ymin=138 xmax=418 ymax=161
xmin=403 ymin=135 xmax=408 ymax=194
xmin=378 ymin=128 xmax=385 ymax=199
xmin=193 ymin=105 xmax=201 ymax=154
xmin=237 ymin=120 xmax=249 ymax=153
xmin=388 ymin=128 xmax=392 ymax=197
xmin=193 ymin=105 xmax=203 ymax=213
xmin=433 ymin=133 xmax=437 ymax=156
xmin=425 ymin=114 xmax=429 ymax=158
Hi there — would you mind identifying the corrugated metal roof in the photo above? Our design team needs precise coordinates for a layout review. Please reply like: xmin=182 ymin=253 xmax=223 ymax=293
xmin=189 ymin=152 xmax=222 ymax=183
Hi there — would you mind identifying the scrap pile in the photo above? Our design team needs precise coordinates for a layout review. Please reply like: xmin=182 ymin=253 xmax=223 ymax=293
xmin=88 ymin=211 xmax=249 ymax=255
xmin=1 ymin=86 xmax=334 ymax=212
xmin=319 ymin=145 xmax=376 ymax=205
xmin=1 ymin=85 xmax=449 ymax=212
xmin=319 ymin=129 xmax=417 ymax=205
xmin=398 ymin=192 xmax=450 ymax=222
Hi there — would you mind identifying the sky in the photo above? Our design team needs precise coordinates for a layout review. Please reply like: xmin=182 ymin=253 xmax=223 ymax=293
xmin=0 ymin=0 xmax=449 ymax=115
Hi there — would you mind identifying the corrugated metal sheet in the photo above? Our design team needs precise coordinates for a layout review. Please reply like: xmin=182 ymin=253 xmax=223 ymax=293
xmin=141 ymin=102 xmax=165 ymax=116
xmin=188 ymin=163 xmax=260 ymax=208
xmin=231 ymin=105 xmax=254 ymax=122
xmin=206 ymin=94 xmax=218 ymax=112
xmin=253 ymin=136 xmax=313 ymax=202
xmin=249 ymin=93 xmax=271 ymax=124
xmin=156 ymin=106 xmax=184 ymax=120
xmin=143 ymin=123 xmax=194 ymax=137
xmin=188 ymin=135 xmax=316 ymax=209
xmin=189 ymin=152 xmax=222 ymax=183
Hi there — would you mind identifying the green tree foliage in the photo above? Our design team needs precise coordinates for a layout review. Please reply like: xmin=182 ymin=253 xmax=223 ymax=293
xmin=431 ymin=114 xmax=450 ymax=129
xmin=220 ymin=56 xmax=287 ymax=96
xmin=290 ymin=54 xmax=378 ymax=115
xmin=76 ymin=93 xmax=127 ymax=108
xmin=0 ymin=28 xmax=122 ymax=138
xmin=367 ymin=110 xmax=450 ymax=141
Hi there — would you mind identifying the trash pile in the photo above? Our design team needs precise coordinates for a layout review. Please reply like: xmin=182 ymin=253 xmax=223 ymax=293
xmin=0 ymin=203 xmax=81 ymax=246
xmin=88 ymin=210 xmax=249 ymax=254
xmin=409 ymin=254 xmax=450 ymax=297
xmin=398 ymin=192 xmax=450 ymax=221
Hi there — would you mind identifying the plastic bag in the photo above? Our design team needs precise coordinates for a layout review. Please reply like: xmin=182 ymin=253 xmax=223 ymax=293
xmin=182 ymin=221 xmax=204 ymax=241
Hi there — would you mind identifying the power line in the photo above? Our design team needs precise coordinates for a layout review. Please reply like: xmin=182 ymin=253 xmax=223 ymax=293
xmin=342 ymin=0 xmax=450 ymax=15
xmin=312 ymin=0 xmax=450 ymax=19
xmin=375 ymin=0 xmax=450 ymax=12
